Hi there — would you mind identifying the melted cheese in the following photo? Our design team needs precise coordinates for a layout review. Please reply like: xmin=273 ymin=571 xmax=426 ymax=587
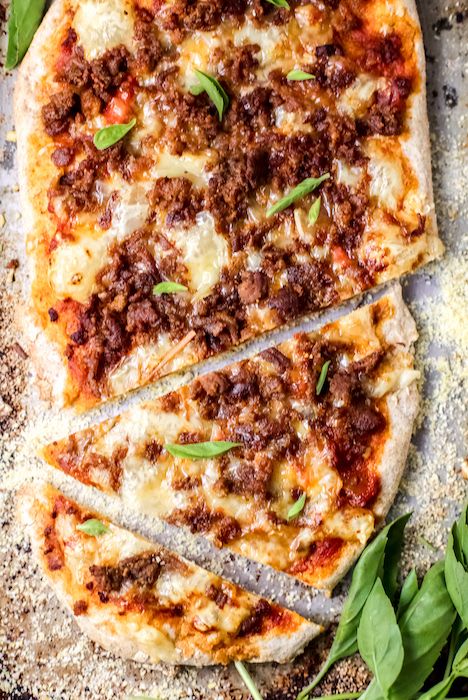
xmin=49 ymin=183 xmax=150 ymax=302
xmin=73 ymin=0 xmax=135 ymax=60
xmin=151 ymin=152 xmax=211 ymax=187
xmin=339 ymin=74 xmax=387 ymax=115
xmin=163 ymin=211 xmax=229 ymax=299
xmin=367 ymin=141 xmax=405 ymax=210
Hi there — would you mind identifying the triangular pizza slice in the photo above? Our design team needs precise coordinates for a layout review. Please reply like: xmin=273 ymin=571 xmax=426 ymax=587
xmin=20 ymin=482 xmax=319 ymax=665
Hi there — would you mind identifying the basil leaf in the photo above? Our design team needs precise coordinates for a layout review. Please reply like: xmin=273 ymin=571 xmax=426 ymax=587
xmin=454 ymin=504 xmax=468 ymax=566
xmin=266 ymin=0 xmax=290 ymax=7
xmin=234 ymin=661 xmax=263 ymax=700
xmin=308 ymin=196 xmax=321 ymax=225
xmin=445 ymin=505 xmax=468 ymax=627
xmin=6 ymin=0 xmax=46 ymax=70
xmin=396 ymin=569 xmax=418 ymax=619
xmin=358 ymin=579 xmax=404 ymax=696
xmin=76 ymin=519 xmax=108 ymax=536
xmin=165 ymin=441 xmax=242 ymax=459
xmin=191 ymin=70 xmax=229 ymax=121
xmin=381 ymin=512 xmax=411 ymax=602
xmin=297 ymin=514 xmax=410 ymax=700
xmin=153 ymin=282 xmax=187 ymax=295
xmin=287 ymin=69 xmax=315 ymax=81
xmin=287 ymin=493 xmax=306 ymax=521
xmin=267 ymin=173 xmax=330 ymax=218
xmin=93 ymin=118 xmax=136 ymax=150
xmin=388 ymin=561 xmax=456 ymax=699
xmin=316 ymin=360 xmax=331 ymax=396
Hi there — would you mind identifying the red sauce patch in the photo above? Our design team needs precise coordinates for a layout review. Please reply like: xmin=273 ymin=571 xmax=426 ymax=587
xmin=289 ymin=537 xmax=344 ymax=576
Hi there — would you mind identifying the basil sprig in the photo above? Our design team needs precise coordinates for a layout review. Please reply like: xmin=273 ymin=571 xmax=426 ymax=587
xmin=316 ymin=360 xmax=330 ymax=396
xmin=287 ymin=70 xmax=315 ymax=81
xmin=297 ymin=514 xmax=410 ymax=700
xmin=153 ymin=282 xmax=187 ymax=295
xmin=6 ymin=0 xmax=46 ymax=70
xmin=76 ymin=519 xmax=108 ymax=536
xmin=267 ymin=173 xmax=330 ymax=218
xmin=166 ymin=441 xmax=242 ymax=459
xmin=190 ymin=70 xmax=229 ymax=121
xmin=93 ymin=118 xmax=136 ymax=151
xmin=266 ymin=0 xmax=290 ymax=8
xmin=287 ymin=493 xmax=306 ymax=521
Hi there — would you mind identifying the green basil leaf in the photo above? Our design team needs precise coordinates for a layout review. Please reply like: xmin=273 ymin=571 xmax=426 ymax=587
xmin=316 ymin=360 xmax=331 ymax=396
xmin=234 ymin=661 xmax=263 ymax=700
xmin=5 ymin=0 xmax=46 ymax=70
xmin=166 ymin=441 xmax=242 ymax=459
xmin=381 ymin=512 xmax=412 ymax=602
xmin=445 ymin=525 xmax=468 ymax=628
xmin=192 ymin=69 xmax=229 ymax=121
xmin=454 ymin=504 xmax=468 ymax=567
xmin=267 ymin=173 xmax=330 ymax=218
xmin=396 ymin=569 xmax=418 ymax=619
xmin=308 ymin=196 xmax=321 ymax=225
xmin=153 ymin=282 xmax=187 ymax=295
xmin=297 ymin=514 xmax=409 ymax=700
xmin=387 ymin=561 xmax=456 ymax=700
xmin=266 ymin=0 xmax=290 ymax=7
xmin=76 ymin=519 xmax=108 ymax=536
xmin=189 ymin=83 xmax=205 ymax=96
xmin=358 ymin=579 xmax=404 ymax=696
xmin=287 ymin=69 xmax=315 ymax=81
xmin=93 ymin=118 xmax=136 ymax=150
xmin=287 ymin=493 xmax=306 ymax=521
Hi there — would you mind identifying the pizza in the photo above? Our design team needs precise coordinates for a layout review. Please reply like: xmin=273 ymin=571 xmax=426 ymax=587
xmin=15 ymin=0 xmax=441 ymax=409
xmin=43 ymin=288 xmax=419 ymax=589
xmin=20 ymin=482 xmax=319 ymax=665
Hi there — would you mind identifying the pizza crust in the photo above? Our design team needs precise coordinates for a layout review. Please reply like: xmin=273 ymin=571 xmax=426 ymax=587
xmin=401 ymin=0 xmax=442 ymax=260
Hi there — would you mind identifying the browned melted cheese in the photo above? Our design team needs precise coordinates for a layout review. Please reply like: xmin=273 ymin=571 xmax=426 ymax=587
xmin=26 ymin=0 xmax=432 ymax=406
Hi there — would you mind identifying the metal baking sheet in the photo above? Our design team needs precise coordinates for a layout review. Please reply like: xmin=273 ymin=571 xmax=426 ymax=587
xmin=0 ymin=1 xmax=466 ymax=698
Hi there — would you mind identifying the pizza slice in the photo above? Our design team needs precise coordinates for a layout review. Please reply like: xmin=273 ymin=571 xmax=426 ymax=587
xmin=20 ymin=482 xmax=319 ymax=665
xmin=43 ymin=288 xmax=419 ymax=589
xmin=15 ymin=0 xmax=440 ymax=408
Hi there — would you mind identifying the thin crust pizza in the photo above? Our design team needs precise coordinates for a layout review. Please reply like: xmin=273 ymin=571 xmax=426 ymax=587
xmin=16 ymin=0 xmax=441 ymax=409
xmin=43 ymin=288 xmax=419 ymax=589
xmin=20 ymin=483 xmax=320 ymax=665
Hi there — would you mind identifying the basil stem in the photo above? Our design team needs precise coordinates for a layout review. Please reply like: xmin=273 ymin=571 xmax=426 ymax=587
xmin=267 ymin=173 xmax=330 ymax=218
xmin=93 ymin=118 xmax=136 ymax=151
xmin=234 ymin=661 xmax=263 ymax=700
xmin=166 ymin=441 xmax=242 ymax=459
